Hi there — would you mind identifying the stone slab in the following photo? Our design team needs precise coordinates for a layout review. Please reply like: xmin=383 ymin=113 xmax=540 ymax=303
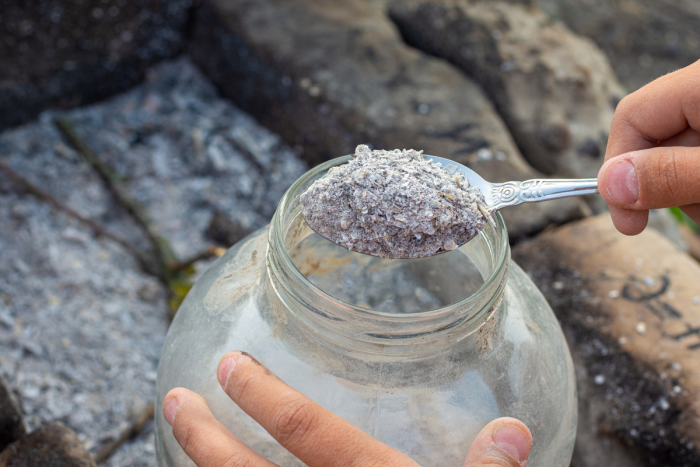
xmin=503 ymin=0 xmax=700 ymax=92
xmin=0 ymin=377 xmax=25 ymax=453
xmin=190 ymin=0 xmax=586 ymax=241
xmin=389 ymin=0 xmax=626 ymax=178
xmin=513 ymin=214 xmax=700 ymax=466
xmin=0 ymin=422 xmax=95 ymax=467
xmin=0 ymin=58 xmax=307 ymax=464
xmin=0 ymin=0 xmax=191 ymax=132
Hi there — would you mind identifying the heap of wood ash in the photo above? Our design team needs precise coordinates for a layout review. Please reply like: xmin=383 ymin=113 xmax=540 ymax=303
xmin=301 ymin=145 xmax=487 ymax=259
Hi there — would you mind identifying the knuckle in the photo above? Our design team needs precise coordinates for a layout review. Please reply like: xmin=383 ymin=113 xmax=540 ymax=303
xmin=614 ymin=94 xmax=639 ymax=124
xmin=273 ymin=396 xmax=317 ymax=446
xmin=615 ymin=94 xmax=634 ymax=113
xmin=609 ymin=95 xmax=643 ymax=143
xmin=655 ymin=149 xmax=684 ymax=200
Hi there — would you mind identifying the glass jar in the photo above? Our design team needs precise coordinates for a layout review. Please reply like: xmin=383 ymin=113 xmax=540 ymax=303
xmin=155 ymin=156 xmax=577 ymax=466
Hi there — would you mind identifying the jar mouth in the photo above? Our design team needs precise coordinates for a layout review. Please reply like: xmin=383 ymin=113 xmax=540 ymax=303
xmin=269 ymin=156 xmax=510 ymax=322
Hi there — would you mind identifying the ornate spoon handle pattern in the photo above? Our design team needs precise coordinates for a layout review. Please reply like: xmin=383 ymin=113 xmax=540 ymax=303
xmin=489 ymin=179 xmax=599 ymax=211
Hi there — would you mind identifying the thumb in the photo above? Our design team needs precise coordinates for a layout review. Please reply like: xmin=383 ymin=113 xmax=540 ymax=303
xmin=598 ymin=147 xmax=700 ymax=210
xmin=463 ymin=418 xmax=532 ymax=467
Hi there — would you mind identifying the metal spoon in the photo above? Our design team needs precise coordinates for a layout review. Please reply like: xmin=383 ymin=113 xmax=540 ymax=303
xmin=304 ymin=155 xmax=599 ymax=259
xmin=425 ymin=155 xmax=599 ymax=213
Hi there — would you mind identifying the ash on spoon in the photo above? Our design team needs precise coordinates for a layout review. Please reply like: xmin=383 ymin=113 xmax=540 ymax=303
xmin=300 ymin=145 xmax=488 ymax=259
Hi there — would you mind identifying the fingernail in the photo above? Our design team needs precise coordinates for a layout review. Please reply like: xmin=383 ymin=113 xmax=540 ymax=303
xmin=217 ymin=352 xmax=240 ymax=388
xmin=163 ymin=397 xmax=178 ymax=426
xmin=493 ymin=425 xmax=531 ymax=463
xmin=606 ymin=160 xmax=639 ymax=205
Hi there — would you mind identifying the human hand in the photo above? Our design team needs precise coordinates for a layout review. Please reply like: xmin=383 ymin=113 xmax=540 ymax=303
xmin=163 ymin=351 xmax=532 ymax=467
xmin=598 ymin=59 xmax=700 ymax=235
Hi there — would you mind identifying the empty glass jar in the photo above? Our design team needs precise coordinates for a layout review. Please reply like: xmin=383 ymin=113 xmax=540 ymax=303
xmin=155 ymin=156 xmax=577 ymax=466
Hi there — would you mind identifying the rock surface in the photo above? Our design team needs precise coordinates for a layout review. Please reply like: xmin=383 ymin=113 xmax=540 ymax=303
xmin=190 ymin=0 xmax=586 ymax=241
xmin=0 ymin=164 xmax=166 ymax=460
xmin=0 ymin=377 xmax=25 ymax=453
xmin=390 ymin=0 xmax=626 ymax=178
xmin=0 ymin=422 xmax=95 ymax=467
xmin=0 ymin=0 xmax=192 ymax=132
xmin=58 ymin=59 xmax=308 ymax=261
xmin=101 ymin=429 xmax=155 ymax=467
xmin=680 ymin=226 xmax=700 ymax=263
xmin=0 ymin=58 xmax=307 ymax=464
xmin=647 ymin=209 xmax=688 ymax=252
xmin=503 ymin=0 xmax=700 ymax=92
xmin=513 ymin=215 xmax=700 ymax=466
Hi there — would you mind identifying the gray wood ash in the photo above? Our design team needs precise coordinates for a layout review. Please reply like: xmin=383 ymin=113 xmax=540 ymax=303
xmin=301 ymin=145 xmax=487 ymax=259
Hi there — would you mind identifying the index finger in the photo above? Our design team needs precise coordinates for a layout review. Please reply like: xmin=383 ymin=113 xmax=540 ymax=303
xmin=217 ymin=351 xmax=419 ymax=467
xmin=606 ymin=59 xmax=700 ymax=161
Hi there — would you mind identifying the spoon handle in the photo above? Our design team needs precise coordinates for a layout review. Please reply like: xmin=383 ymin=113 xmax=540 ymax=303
xmin=489 ymin=178 xmax=599 ymax=211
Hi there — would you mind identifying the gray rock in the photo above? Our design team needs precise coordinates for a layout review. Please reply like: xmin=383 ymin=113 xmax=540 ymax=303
xmin=189 ymin=0 xmax=585 ymax=241
xmin=0 ymin=422 xmax=95 ymax=467
xmin=0 ymin=175 xmax=168 ymax=460
xmin=0 ymin=58 xmax=307 ymax=465
xmin=40 ymin=58 xmax=308 ymax=261
xmin=570 ymin=346 xmax=646 ymax=467
xmin=102 ymin=426 xmax=155 ymax=467
xmin=513 ymin=215 xmax=700 ymax=466
xmin=389 ymin=0 xmax=626 ymax=178
xmin=0 ymin=0 xmax=192 ymax=132
xmin=680 ymin=226 xmax=700 ymax=264
xmin=0 ymin=377 xmax=26 ymax=453
xmin=501 ymin=0 xmax=700 ymax=92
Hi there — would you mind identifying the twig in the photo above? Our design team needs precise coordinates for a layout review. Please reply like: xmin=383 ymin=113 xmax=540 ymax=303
xmin=0 ymin=161 xmax=154 ymax=272
xmin=95 ymin=403 xmax=155 ymax=464
xmin=169 ymin=245 xmax=227 ymax=273
xmin=55 ymin=118 xmax=174 ymax=282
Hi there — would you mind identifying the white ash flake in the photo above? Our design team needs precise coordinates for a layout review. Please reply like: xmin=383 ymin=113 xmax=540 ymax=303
xmin=301 ymin=145 xmax=488 ymax=259
xmin=636 ymin=322 xmax=647 ymax=335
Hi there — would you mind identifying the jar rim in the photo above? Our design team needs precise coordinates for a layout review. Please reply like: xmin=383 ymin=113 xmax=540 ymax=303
xmin=269 ymin=155 xmax=510 ymax=321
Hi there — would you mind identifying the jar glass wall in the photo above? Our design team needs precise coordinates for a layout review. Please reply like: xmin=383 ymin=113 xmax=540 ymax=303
xmin=155 ymin=157 xmax=577 ymax=466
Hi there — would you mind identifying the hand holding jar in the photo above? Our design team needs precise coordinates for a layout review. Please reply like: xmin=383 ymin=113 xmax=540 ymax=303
xmin=163 ymin=351 xmax=532 ymax=467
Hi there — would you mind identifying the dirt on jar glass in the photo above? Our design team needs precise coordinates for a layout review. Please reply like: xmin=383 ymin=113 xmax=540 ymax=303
xmin=300 ymin=145 xmax=488 ymax=259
